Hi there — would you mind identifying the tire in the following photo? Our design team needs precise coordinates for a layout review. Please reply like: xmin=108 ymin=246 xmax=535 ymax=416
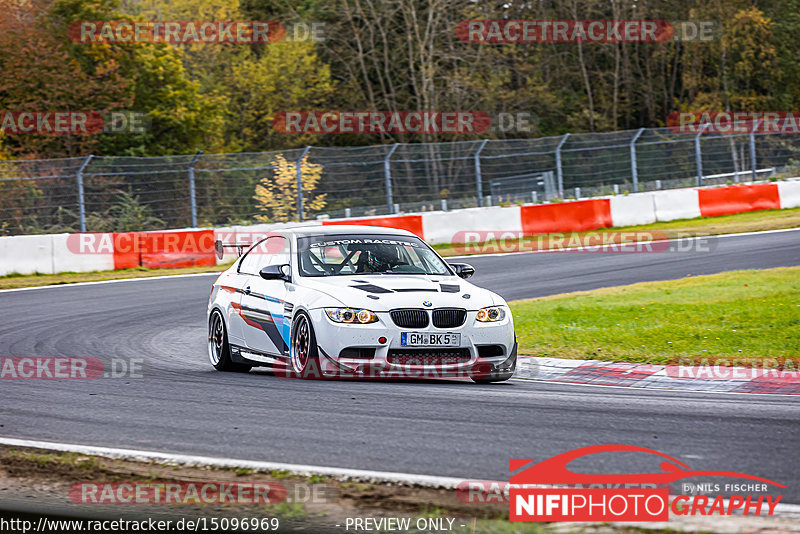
xmin=290 ymin=312 xmax=322 ymax=379
xmin=208 ymin=309 xmax=251 ymax=372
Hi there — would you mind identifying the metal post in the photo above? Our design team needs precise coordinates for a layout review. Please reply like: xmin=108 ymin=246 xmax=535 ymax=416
xmin=695 ymin=123 xmax=709 ymax=187
xmin=76 ymin=155 xmax=94 ymax=232
xmin=474 ymin=139 xmax=488 ymax=207
xmin=750 ymin=119 xmax=762 ymax=182
xmin=630 ymin=128 xmax=645 ymax=193
xmin=555 ymin=133 xmax=570 ymax=198
xmin=384 ymin=143 xmax=399 ymax=214
xmin=188 ymin=150 xmax=203 ymax=228
xmin=296 ymin=146 xmax=311 ymax=221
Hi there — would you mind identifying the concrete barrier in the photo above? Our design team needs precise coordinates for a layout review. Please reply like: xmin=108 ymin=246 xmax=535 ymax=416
xmin=609 ymin=193 xmax=657 ymax=227
xmin=323 ymin=215 xmax=424 ymax=237
xmin=54 ymin=233 xmax=115 ymax=273
xmin=652 ymin=188 xmax=701 ymax=222
xmin=521 ymin=199 xmax=612 ymax=235
xmin=0 ymin=234 xmax=55 ymax=275
xmin=422 ymin=206 xmax=521 ymax=245
xmin=2 ymin=178 xmax=798 ymax=276
xmin=778 ymin=179 xmax=800 ymax=209
xmin=214 ymin=222 xmax=323 ymax=264
xmin=698 ymin=183 xmax=780 ymax=217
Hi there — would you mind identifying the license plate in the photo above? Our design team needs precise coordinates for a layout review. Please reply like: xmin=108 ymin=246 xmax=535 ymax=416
xmin=400 ymin=332 xmax=461 ymax=347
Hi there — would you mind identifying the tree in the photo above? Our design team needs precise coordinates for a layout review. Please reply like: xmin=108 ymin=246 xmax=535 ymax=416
xmin=0 ymin=0 xmax=224 ymax=158
xmin=253 ymin=153 xmax=325 ymax=222
xmin=225 ymin=42 xmax=334 ymax=151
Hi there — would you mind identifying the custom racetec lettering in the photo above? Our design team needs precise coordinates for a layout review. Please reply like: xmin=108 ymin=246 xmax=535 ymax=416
xmin=309 ymin=238 xmax=422 ymax=248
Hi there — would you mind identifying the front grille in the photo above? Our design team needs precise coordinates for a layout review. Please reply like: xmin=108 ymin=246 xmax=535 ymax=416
xmin=390 ymin=309 xmax=429 ymax=328
xmin=432 ymin=308 xmax=467 ymax=328
xmin=387 ymin=348 xmax=471 ymax=366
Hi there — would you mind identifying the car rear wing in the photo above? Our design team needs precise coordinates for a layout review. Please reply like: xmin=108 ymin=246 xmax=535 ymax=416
xmin=214 ymin=240 xmax=251 ymax=260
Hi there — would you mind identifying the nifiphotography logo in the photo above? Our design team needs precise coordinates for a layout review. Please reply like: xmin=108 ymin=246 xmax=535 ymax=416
xmin=508 ymin=444 xmax=784 ymax=522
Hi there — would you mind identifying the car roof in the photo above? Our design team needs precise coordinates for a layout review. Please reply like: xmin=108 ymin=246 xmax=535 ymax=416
xmin=284 ymin=225 xmax=418 ymax=239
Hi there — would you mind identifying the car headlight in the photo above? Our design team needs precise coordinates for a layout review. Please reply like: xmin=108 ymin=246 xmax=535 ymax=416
xmin=476 ymin=306 xmax=505 ymax=322
xmin=325 ymin=308 xmax=378 ymax=324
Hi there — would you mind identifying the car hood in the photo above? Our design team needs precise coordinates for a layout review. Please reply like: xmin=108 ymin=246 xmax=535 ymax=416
xmin=298 ymin=274 xmax=502 ymax=311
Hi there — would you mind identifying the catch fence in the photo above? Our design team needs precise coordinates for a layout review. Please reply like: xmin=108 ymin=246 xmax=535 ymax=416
xmin=0 ymin=127 xmax=796 ymax=235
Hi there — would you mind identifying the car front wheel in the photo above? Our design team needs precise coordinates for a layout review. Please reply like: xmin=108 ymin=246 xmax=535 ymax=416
xmin=290 ymin=312 xmax=322 ymax=379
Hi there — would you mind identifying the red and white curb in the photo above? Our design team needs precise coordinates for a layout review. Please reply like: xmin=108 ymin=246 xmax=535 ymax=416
xmin=515 ymin=356 xmax=800 ymax=395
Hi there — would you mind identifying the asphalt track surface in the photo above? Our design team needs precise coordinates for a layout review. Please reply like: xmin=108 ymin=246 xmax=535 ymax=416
xmin=1 ymin=230 xmax=799 ymax=500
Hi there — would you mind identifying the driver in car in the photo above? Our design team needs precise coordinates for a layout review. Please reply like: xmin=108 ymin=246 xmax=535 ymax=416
xmin=354 ymin=244 xmax=402 ymax=273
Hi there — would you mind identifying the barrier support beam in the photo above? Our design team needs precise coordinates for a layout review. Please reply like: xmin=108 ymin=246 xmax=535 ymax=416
xmin=188 ymin=150 xmax=203 ymax=228
xmin=384 ymin=143 xmax=399 ymax=214
xmin=76 ymin=155 xmax=94 ymax=233
xmin=296 ymin=146 xmax=311 ymax=221
xmin=555 ymin=133 xmax=570 ymax=198
xmin=474 ymin=139 xmax=488 ymax=207
xmin=630 ymin=128 xmax=645 ymax=193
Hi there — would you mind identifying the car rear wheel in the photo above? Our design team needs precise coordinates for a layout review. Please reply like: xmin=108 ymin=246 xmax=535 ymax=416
xmin=290 ymin=312 xmax=321 ymax=379
xmin=209 ymin=309 xmax=251 ymax=372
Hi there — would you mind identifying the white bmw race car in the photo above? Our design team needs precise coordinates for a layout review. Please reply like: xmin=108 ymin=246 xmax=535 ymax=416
xmin=207 ymin=226 xmax=516 ymax=382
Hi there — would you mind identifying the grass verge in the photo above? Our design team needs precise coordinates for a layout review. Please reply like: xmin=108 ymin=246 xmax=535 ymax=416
xmin=510 ymin=266 xmax=800 ymax=364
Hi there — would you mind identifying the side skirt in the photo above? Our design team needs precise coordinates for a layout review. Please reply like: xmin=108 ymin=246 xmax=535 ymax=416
xmin=230 ymin=344 xmax=289 ymax=368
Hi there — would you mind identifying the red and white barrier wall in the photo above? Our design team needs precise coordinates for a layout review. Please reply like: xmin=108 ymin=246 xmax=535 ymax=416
xmin=334 ymin=180 xmax=798 ymax=245
xmin=1 ymin=179 xmax=798 ymax=276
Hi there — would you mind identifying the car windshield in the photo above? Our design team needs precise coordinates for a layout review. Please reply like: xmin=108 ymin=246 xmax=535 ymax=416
xmin=297 ymin=234 xmax=451 ymax=277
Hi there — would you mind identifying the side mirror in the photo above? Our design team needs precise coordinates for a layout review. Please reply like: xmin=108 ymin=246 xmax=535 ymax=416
xmin=260 ymin=264 xmax=291 ymax=282
xmin=449 ymin=262 xmax=475 ymax=279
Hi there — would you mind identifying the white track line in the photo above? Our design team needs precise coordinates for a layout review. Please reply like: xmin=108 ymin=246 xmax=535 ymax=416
xmin=2 ymin=437 xmax=799 ymax=514
xmin=0 ymin=437 xmax=464 ymax=488
xmin=446 ymin=226 xmax=800 ymax=260
xmin=0 ymin=272 xmax=220 ymax=293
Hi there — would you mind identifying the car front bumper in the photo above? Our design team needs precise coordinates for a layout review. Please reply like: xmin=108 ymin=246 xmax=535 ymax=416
xmin=308 ymin=308 xmax=516 ymax=380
